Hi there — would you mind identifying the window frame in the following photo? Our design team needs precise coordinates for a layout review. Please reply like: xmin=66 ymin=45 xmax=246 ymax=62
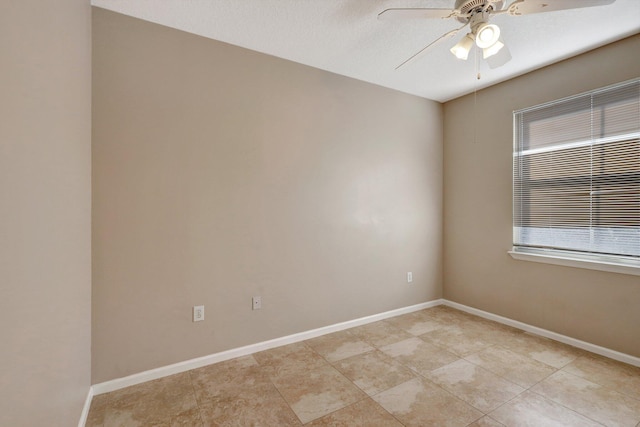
xmin=510 ymin=79 xmax=640 ymax=276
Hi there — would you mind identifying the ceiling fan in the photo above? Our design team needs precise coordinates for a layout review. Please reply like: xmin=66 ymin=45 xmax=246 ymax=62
xmin=379 ymin=0 xmax=616 ymax=70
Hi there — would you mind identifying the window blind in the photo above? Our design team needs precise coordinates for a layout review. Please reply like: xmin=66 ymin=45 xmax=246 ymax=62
xmin=513 ymin=79 xmax=640 ymax=259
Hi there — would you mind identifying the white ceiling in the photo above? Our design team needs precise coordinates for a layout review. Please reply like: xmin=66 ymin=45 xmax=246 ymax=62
xmin=91 ymin=0 xmax=640 ymax=102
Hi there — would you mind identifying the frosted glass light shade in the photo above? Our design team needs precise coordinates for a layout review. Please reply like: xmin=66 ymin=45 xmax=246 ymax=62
xmin=483 ymin=40 xmax=504 ymax=58
xmin=475 ymin=23 xmax=501 ymax=49
xmin=450 ymin=34 xmax=475 ymax=60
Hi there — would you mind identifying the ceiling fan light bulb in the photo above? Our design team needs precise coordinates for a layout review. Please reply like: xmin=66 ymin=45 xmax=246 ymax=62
xmin=450 ymin=45 xmax=470 ymax=60
xmin=450 ymin=34 xmax=474 ymax=60
xmin=483 ymin=40 xmax=504 ymax=59
xmin=475 ymin=23 xmax=501 ymax=49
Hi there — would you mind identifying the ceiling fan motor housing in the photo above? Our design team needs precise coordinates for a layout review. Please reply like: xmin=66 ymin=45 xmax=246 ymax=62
xmin=454 ymin=0 xmax=504 ymax=22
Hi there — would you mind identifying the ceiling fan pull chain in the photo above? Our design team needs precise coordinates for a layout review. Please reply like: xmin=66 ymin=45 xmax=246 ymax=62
xmin=473 ymin=46 xmax=479 ymax=145
xmin=475 ymin=42 xmax=482 ymax=80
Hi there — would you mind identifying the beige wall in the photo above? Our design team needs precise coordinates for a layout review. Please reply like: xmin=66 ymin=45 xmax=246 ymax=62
xmin=443 ymin=34 xmax=640 ymax=358
xmin=0 ymin=1 xmax=92 ymax=425
xmin=92 ymin=8 xmax=443 ymax=383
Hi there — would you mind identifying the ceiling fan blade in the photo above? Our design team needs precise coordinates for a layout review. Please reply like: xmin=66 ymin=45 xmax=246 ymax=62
xmin=486 ymin=44 xmax=512 ymax=69
xmin=378 ymin=8 xmax=457 ymax=21
xmin=396 ymin=25 xmax=467 ymax=70
xmin=506 ymin=0 xmax=616 ymax=16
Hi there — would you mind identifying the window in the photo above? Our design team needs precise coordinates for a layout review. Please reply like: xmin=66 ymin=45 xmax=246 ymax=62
xmin=511 ymin=79 xmax=640 ymax=274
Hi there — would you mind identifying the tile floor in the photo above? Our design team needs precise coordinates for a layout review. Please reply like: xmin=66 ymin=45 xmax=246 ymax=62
xmin=86 ymin=306 xmax=640 ymax=426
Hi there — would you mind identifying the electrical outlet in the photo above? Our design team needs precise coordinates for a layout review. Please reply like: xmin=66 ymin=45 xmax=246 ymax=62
xmin=252 ymin=296 xmax=261 ymax=310
xmin=193 ymin=305 xmax=204 ymax=322
xmin=407 ymin=272 xmax=413 ymax=283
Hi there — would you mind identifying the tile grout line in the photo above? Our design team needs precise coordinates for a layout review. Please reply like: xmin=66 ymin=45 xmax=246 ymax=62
xmin=461 ymin=343 xmax=559 ymax=389
xmin=303 ymin=316 xmax=453 ymax=426
xmin=266 ymin=337 xmax=371 ymax=426
xmin=558 ymin=355 xmax=640 ymax=403
xmin=263 ymin=362 xmax=305 ymax=426
xmin=364 ymin=309 xmax=612 ymax=425
xmin=186 ymin=370 xmax=206 ymax=426
xmin=310 ymin=334 xmax=397 ymax=425
xmin=319 ymin=332 xmax=411 ymax=427
xmin=524 ymin=388 xmax=608 ymax=427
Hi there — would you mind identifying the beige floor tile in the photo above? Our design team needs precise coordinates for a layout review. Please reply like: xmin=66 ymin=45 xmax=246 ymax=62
xmin=499 ymin=333 xmax=583 ymax=369
xmin=86 ymin=393 xmax=109 ymax=427
xmin=305 ymin=330 xmax=374 ymax=363
xmin=169 ymin=406 xmax=203 ymax=426
xmin=198 ymin=382 xmax=301 ymax=426
xmin=190 ymin=355 xmax=271 ymax=406
xmin=104 ymin=372 xmax=198 ymax=427
xmin=271 ymin=363 xmax=367 ymax=424
xmin=379 ymin=337 xmax=459 ymax=376
xmin=420 ymin=308 xmax=524 ymax=345
xmin=465 ymin=345 xmax=557 ymax=388
xmin=333 ymin=349 xmax=416 ymax=396
xmin=305 ymin=398 xmax=403 ymax=427
xmin=253 ymin=341 xmax=329 ymax=378
xmin=348 ymin=320 xmax=414 ymax=348
xmin=562 ymin=353 xmax=640 ymax=401
xmin=439 ymin=314 xmax=522 ymax=341
xmin=420 ymin=325 xmax=495 ymax=357
xmin=532 ymin=370 xmax=640 ymax=427
xmin=103 ymin=409 xmax=148 ymax=427
xmin=426 ymin=359 xmax=525 ymax=413
xmin=468 ymin=416 xmax=506 ymax=427
xmin=105 ymin=411 xmax=201 ymax=427
xmin=419 ymin=306 xmax=481 ymax=326
xmin=373 ymin=377 xmax=483 ymax=427
xmin=468 ymin=320 xmax=526 ymax=345
xmin=490 ymin=390 xmax=602 ymax=427
xmin=385 ymin=311 xmax=446 ymax=336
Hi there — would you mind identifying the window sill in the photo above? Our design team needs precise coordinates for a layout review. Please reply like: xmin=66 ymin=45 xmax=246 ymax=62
xmin=508 ymin=248 xmax=640 ymax=277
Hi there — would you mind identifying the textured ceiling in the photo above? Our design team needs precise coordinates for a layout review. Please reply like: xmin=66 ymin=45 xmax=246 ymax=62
xmin=91 ymin=0 xmax=640 ymax=102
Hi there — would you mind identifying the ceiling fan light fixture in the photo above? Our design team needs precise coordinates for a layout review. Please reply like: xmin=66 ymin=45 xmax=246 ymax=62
xmin=483 ymin=39 xmax=504 ymax=59
xmin=450 ymin=33 xmax=475 ymax=60
xmin=475 ymin=23 xmax=501 ymax=49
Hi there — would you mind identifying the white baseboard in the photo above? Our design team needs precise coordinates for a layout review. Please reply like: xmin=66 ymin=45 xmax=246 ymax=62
xmin=89 ymin=297 xmax=640 ymax=401
xmin=78 ymin=386 xmax=93 ymax=427
xmin=91 ymin=299 xmax=443 ymax=395
xmin=442 ymin=300 xmax=640 ymax=368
